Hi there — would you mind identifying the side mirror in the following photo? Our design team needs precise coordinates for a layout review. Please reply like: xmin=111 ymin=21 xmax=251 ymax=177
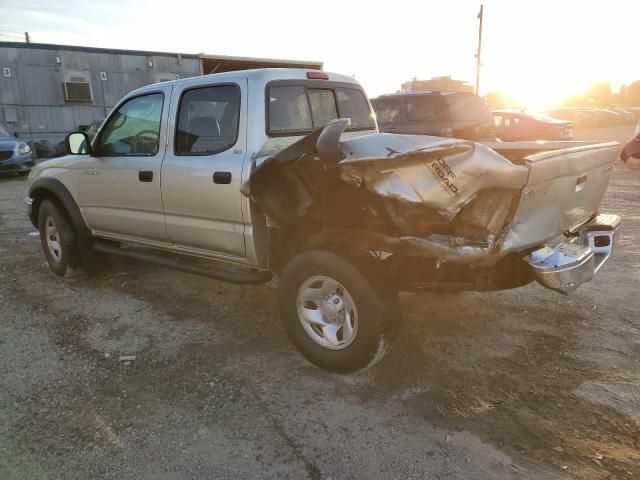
xmin=65 ymin=132 xmax=92 ymax=155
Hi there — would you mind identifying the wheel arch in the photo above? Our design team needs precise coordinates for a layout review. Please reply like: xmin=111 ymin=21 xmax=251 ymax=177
xmin=29 ymin=177 xmax=91 ymax=238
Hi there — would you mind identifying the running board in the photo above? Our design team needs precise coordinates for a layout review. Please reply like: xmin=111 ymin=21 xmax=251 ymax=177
xmin=93 ymin=242 xmax=272 ymax=285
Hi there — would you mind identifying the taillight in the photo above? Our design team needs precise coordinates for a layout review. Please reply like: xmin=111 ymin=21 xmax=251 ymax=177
xmin=307 ymin=71 xmax=329 ymax=80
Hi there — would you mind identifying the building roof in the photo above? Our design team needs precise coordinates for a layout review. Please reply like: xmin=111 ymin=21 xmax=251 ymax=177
xmin=0 ymin=41 xmax=323 ymax=68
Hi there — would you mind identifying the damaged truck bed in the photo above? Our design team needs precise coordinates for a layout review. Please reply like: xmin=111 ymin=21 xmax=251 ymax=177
xmin=245 ymin=119 xmax=621 ymax=294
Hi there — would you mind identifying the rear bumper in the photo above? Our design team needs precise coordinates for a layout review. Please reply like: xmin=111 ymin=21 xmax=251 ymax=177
xmin=525 ymin=214 xmax=621 ymax=294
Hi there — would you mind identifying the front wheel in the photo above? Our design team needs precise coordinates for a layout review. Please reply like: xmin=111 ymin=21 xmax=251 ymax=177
xmin=38 ymin=199 xmax=81 ymax=276
xmin=277 ymin=250 xmax=400 ymax=373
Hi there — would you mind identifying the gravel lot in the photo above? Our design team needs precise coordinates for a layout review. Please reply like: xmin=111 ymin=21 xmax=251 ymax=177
xmin=1 ymin=125 xmax=638 ymax=479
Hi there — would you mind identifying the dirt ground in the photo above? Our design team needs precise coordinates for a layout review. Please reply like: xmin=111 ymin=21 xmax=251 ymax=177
xmin=1 ymin=125 xmax=638 ymax=479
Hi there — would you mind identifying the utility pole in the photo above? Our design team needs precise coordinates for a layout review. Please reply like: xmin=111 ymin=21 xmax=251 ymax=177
xmin=24 ymin=31 xmax=31 ymax=43
xmin=475 ymin=5 xmax=484 ymax=96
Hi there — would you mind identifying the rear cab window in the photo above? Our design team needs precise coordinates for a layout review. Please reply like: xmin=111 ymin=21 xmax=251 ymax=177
xmin=267 ymin=81 xmax=375 ymax=136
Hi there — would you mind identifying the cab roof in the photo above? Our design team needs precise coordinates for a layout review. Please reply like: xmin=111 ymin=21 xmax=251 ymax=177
xmin=132 ymin=68 xmax=362 ymax=96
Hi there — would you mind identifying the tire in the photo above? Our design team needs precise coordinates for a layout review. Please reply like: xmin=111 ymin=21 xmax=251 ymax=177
xmin=38 ymin=199 xmax=81 ymax=277
xmin=278 ymin=250 xmax=400 ymax=373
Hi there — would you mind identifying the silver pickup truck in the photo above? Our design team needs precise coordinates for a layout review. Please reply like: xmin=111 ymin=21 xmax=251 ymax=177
xmin=26 ymin=69 xmax=621 ymax=373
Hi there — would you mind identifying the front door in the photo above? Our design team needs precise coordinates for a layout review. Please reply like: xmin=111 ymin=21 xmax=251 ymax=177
xmin=161 ymin=79 xmax=247 ymax=258
xmin=77 ymin=86 xmax=171 ymax=243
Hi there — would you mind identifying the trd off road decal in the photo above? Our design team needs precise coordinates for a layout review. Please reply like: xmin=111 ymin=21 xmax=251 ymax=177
xmin=429 ymin=157 xmax=458 ymax=194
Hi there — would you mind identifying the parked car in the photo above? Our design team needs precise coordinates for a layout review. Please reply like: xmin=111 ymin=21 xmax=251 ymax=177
xmin=26 ymin=69 xmax=621 ymax=373
xmin=620 ymin=123 xmax=640 ymax=162
xmin=0 ymin=121 xmax=34 ymax=175
xmin=608 ymin=107 xmax=636 ymax=124
xmin=371 ymin=91 xmax=494 ymax=140
xmin=493 ymin=110 xmax=574 ymax=141
xmin=546 ymin=108 xmax=592 ymax=127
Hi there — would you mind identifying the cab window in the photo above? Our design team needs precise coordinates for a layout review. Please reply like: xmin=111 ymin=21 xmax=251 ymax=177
xmin=95 ymin=93 xmax=164 ymax=156
xmin=267 ymin=83 xmax=374 ymax=135
xmin=175 ymin=84 xmax=240 ymax=155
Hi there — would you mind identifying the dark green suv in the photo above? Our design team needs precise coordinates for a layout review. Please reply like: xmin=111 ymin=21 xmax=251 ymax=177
xmin=371 ymin=91 xmax=494 ymax=141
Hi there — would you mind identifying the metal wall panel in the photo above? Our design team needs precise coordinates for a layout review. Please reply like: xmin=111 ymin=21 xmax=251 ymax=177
xmin=0 ymin=45 xmax=201 ymax=144
xmin=16 ymin=66 xmax=64 ymax=106
xmin=61 ymin=51 xmax=89 ymax=70
xmin=0 ymin=46 xmax=18 ymax=64
xmin=16 ymin=47 xmax=58 ymax=67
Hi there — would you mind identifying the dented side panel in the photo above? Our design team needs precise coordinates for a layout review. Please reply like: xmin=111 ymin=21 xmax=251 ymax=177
xmin=338 ymin=133 xmax=529 ymax=219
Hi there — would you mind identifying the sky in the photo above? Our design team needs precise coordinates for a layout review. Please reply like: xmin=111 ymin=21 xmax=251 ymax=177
xmin=1 ymin=0 xmax=638 ymax=110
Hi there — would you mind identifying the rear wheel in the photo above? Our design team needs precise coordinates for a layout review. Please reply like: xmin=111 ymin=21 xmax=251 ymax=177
xmin=38 ymin=200 xmax=80 ymax=276
xmin=278 ymin=250 xmax=400 ymax=373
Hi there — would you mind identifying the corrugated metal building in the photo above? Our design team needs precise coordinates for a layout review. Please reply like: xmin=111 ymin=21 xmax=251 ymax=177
xmin=0 ymin=42 xmax=322 ymax=145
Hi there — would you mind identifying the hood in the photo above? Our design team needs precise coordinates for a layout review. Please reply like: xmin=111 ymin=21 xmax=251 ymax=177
xmin=28 ymin=154 xmax=82 ymax=183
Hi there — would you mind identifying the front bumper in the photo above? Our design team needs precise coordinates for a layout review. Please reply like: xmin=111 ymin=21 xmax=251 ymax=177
xmin=526 ymin=214 xmax=621 ymax=294
xmin=0 ymin=152 xmax=35 ymax=173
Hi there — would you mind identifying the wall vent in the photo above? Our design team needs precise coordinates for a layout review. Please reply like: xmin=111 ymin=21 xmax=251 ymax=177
xmin=63 ymin=82 xmax=92 ymax=101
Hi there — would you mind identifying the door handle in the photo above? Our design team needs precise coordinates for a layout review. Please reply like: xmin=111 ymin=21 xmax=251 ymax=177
xmin=213 ymin=171 xmax=232 ymax=184
xmin=138 ymin=171 xmax=153 ymax=182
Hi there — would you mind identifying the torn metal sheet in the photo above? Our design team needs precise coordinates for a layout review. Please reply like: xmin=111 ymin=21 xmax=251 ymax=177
xmin=338 ymin=133 xmax=529 ymax=219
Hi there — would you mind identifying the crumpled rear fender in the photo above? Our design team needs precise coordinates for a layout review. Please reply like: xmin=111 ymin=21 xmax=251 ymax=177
xmin=338 ymin=133 xmax=529 ymax=219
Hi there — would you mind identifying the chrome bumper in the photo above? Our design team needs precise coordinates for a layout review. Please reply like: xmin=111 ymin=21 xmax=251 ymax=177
xmin=525 ymin=214 xmax=621 ymax=294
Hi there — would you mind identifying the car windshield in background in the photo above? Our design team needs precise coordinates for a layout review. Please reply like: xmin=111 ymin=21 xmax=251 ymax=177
xmin=406 ymin=96 xmax=446 ymax=121
xmin=268 ymin=83 xmax=375 ymax=135
xmin=371 ymin=98 xmax=402 ymax=123
xmin=446 ymin=95 xmax=493 ymax=122
xmin=0 ymin=123 xmax=12 ymax=137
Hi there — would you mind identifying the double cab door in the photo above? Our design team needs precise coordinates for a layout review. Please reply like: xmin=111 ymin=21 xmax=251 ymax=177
xmin=77 ymin=78 xmax=248 ymax=258
xmin=161 ymin=78 xmax=248 ymax=258
xmin=77 ymin=85 xmax=172 ymax=243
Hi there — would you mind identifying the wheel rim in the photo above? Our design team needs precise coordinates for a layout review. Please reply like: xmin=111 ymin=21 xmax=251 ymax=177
xmin=44 ymin=216 xmax=62 ymax=263
xmin=296 ymin=275 xmax=358 ymax=350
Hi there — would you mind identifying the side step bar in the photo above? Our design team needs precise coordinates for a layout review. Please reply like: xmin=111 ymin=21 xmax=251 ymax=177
xmin=93 ymin=242 xmax=272 ymax=285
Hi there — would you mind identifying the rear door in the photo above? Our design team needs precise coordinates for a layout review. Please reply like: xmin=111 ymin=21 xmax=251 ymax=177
xmin=161 ymin=79 xmax=247 ymax=257
xmin=77 ymin=86 xmax=171 ymax=242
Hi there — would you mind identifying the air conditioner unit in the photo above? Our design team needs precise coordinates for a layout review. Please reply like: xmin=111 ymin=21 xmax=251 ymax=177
xmin=63 ymin=82 xmax=92 ymax=101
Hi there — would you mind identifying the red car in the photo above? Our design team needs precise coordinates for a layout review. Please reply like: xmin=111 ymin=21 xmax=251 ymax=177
xmin=493 ymin=110 xmax=574 ymax=141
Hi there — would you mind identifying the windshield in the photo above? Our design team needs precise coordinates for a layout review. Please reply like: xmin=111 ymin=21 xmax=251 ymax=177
xmin=0 ymin=123 xmax=13 ymax=137
xmin=267 ymin=82 xmax=375 ymax=135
